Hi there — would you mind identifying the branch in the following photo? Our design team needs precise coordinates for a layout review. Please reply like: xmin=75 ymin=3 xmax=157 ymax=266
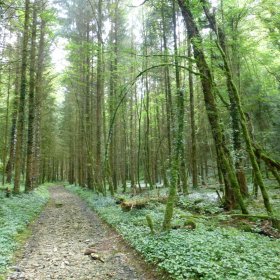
xmin=253 ymin=142 xmax=280 ymax=171
xmin=217 ymin=92 xmax=230 ymax=108
xmin=118 ymin=51 xmax=197 ymax=63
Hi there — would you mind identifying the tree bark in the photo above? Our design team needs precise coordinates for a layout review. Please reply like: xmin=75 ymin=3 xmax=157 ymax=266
xmin=177 ymin=0 xmax=248 ymax=214
xmin=172 ymin=0 xmax=188 ymax=194
xmin=2 ymin=55 xmax=11 ymax=185
xmin=13 ymin=0 xmax=31 ymax=193
xmin=33 ymin=16 xmax=46 ymax=188
xmin=187 ymin=35 xmax=198 ymax=189
xmin=25 ymin=3 xmax=37 ymax=192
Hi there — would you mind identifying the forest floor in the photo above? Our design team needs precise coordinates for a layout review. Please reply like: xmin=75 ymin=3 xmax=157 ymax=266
xmin=6 ymin=186 xmax=164 ymax=280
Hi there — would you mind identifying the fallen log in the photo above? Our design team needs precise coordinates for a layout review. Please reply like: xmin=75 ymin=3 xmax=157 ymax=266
xmin=120 ymin=196 xmax=167 ymax=212
xmin=121 ymin=200 xmax=147 ymax=211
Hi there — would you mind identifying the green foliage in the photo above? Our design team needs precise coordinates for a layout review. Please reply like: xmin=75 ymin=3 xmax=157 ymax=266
xmin=0 ymin=185 xmax=49 ymax=276
xmin=67 ymin=185 xmax=280 ymax=280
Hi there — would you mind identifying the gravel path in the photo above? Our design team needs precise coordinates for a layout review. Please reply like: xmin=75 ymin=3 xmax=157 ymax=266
xmin=7 ymin=187 xmax=162 ymax=280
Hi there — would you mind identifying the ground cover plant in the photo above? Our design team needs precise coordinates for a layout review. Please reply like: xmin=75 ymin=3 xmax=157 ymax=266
xmin=0 ymin=185 xmax=50 ymax=278
xmin=66 ymin=184 xmax=280 ymax=280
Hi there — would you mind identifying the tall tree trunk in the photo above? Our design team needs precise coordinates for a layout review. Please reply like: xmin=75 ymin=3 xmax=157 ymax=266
xmin=2 ymin=57 xmax=11 ymax=185
xmin=6 ymin=37 xmax=21 ymax=184
xmin=13 ymin=0 xmax=31 ymax=193
xmin=218 ymin=44 xmax=274 ymax=217
xmin=188 ymin=36 xmax=198 ymax=189
xmin=137 ymin=95 xmax=143 ymax=191
xmin=201 ymin=1 xmax=274 ymax=220
xmin=143 ymin=25 xmax=153 ymax=189
xmin=129 ymin=41 xmax=136 ymax=192
xmin=25 ymin=3 xmax=37 ymax=192
xmin=85 ymin=22 xmax=94 ymax=189
xmin=163 ymin=1 xmax=192 ymax=230
xmin=33 ymin=17 xmax=46 ymax=188
xmin=202 ymin=0 xmax=248 ymax=198
xmin=172 ymin=0 xmax=188 ymax=194
xmin=95 ymin=0 xmax=104 ymax=192
xmin=177 ymin=0 xmax=248 ymax=214
xmin=160 ymin=2 xmax=173 ymax=159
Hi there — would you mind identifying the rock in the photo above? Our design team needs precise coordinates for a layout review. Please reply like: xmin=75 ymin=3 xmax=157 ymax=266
xmin=106 ymin=272 xmax=115 ymax=278
xmin=61 ymin=262 xmax=65 ymax=269
xmin=84 ymin=248 xmax=97 ymax=255
xmin=18 ymin=272 xmax=26 ymax=279
xmin=90 ymin=253 xmax=105 ymax=263
xmin=11 ymin=266 xmax=21 ymax=272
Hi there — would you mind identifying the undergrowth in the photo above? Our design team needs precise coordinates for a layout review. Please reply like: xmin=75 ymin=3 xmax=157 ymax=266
xmin=66 ymin=184 xmax=280 ymax=280
xmin=0 ymin=185 xmax=50 ymax=278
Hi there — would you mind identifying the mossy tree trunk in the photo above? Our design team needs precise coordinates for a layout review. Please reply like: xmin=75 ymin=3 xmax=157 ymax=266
xmin=188 ymin=36 xmax=198 ymax=189
xmin=200 ymin=0 xmax=274 ymax=216
xmin=202 ymin=0 xmax=248 ymax=199
xmin=177 ymin=0 xmax=248 ymax=214
xmin=217 ymin=45 xmax=274 ymax=216
xmin=172 ymin=0 xmax=188 ymax=194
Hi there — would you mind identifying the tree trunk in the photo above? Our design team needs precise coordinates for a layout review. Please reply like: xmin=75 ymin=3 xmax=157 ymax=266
xmin=95 ymin=0 xmax=104 ymax=192
xmin=160 ymin=2 xmax=173 ymax=159
xmin=6 ymin=37 xmax=21 ymax=184
xmin=13 ymin=0 xmax=31 ymax=193
xmin=25 ymin=4 xmax=37 ymax=192
xmin=188 ymin=36 xmax=198 ymax=189
xmin=202 ymin=0 xmax=248 ymax=198
xmin=177 ymin=0 xmax=248 ymax=214
xmin=33 ymin=17 xmax=46 ymax=188
xmin=2 ymin=57 xmax=11 ymax=185
xmin=172 ymin=0 xmax=188 ymax=194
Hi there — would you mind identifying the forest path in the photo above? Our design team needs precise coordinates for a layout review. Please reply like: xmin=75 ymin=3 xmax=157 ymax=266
xmin=7 ymin=186 xmax=160 ymax=280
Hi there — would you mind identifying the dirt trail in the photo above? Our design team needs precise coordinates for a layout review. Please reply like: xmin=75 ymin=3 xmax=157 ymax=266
xmin=7 ymin=187 xmax=162 ymax=280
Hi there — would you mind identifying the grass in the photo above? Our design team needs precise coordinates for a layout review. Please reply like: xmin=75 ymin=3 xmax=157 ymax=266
xmin=0 ymin=184 xmax=50 ymax=278
xmin=66 ymin=184 xmax=280 ymax=280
